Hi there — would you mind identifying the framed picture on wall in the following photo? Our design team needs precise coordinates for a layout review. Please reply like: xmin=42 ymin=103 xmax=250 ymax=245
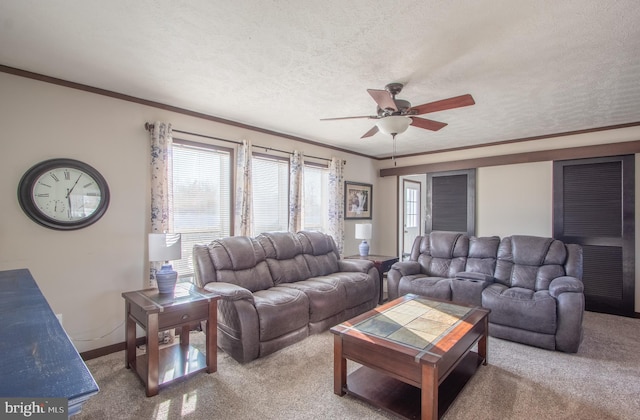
xmin=344 ymin=181 xmax=372 ymax=219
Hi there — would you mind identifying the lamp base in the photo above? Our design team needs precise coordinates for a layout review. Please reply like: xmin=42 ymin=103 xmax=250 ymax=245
xmin=359 ymin=240 xmax=370 ymax=257
xmin=156 ymin=264 xmax=178 ymax=294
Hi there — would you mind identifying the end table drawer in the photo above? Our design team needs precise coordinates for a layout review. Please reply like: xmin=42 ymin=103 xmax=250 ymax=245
xmin=158 ymin=302 xmax=209 ymax=330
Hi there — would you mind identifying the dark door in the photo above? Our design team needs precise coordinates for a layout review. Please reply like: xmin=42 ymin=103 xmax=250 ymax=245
xmin=553 ymin=156 xmax=635 ymax=316
xmin=426 ymin=169 xmax=476 ymax=236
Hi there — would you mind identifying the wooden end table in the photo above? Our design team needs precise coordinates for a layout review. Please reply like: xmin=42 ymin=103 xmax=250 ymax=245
xmin=331 ymin=294 xmax=489 ymax=419
xmin=122 ymin=282 xmax=220 ymax=396
xmin=345 ymin=254 xmax=399 ymax=304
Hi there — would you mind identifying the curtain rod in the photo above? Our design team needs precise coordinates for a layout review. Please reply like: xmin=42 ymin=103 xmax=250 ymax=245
xmin=144 ymin=123 xmax=339 ymax=163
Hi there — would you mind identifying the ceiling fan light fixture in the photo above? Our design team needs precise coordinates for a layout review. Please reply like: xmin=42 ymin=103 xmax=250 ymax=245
xmin=376 ymin=115 xmax=411 ymax=136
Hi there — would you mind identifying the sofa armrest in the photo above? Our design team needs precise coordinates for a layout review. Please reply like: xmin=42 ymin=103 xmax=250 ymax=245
xmin=549 ymin=276 xmax=584 ymax=298
xmin=455 ymin=271 xmax=495 ymax=283
xmin=338 ymin=259 xmax=375 ymax=273
xmin=203 ymin=282 xmax=260 ymax=362
xmin=389 ymin=261 xmax=421 ymax=277
xmin=203 ymin=282 xmax=255 ymax=303
xmin=551 ymin=276 xmax=585 ymax=353
xmin=387 ymin=261 xmax=421 ymax=301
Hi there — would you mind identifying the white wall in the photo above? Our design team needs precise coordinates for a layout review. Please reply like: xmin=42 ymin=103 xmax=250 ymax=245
xmin=477 ymin=161 xmax=552 ymax=237
xmin=0 ymin=72 xmax=376 ymax=352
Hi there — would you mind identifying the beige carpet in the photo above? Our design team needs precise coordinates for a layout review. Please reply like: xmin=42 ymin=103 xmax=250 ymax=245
xmin=76 ymin=311 xmax=640 ymax=419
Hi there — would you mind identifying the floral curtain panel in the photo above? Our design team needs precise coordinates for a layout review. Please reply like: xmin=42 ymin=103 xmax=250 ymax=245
xmin=149 ymin=121 xmax=174 ymax=287
xmin=235 ymin=139 xmax=253 ymax=236
xmin=288 ymin=150 xmax=304 ymax=232
xmin=328 ymin=157 xmax=345 ymax=255
xmin=149 ymin=122 xmax=176 ymax=344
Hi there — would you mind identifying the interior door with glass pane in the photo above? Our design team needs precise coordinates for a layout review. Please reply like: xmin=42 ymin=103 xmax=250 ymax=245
xmin=402 ymin=180 xmax=421 ymax=260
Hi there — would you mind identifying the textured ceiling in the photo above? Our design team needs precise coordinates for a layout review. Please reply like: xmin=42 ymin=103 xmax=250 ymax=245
xmin=1 ymin=1 xmax=639 ymax=158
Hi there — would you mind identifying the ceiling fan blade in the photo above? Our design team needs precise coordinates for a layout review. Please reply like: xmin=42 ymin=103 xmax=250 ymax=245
xmin=410 ymin=117 xmax=448 ymax=131
xmin=320 ymin=115 xmax=376 ymax=121
xmin=361 ymin=125 xmax=379 ymax=138
xmin=367 ymin=89 xmax=398 ymax=111
xmin=411 ymin=94 xmax=475 ymax=115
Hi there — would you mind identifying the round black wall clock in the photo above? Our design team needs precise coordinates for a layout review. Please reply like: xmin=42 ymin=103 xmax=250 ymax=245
xmin=18 ymin=158 xmax=110 ymax=230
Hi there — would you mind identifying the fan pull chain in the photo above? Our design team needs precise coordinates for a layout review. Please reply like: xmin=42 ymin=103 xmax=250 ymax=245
xmin=392 ymin=134 xmax=397 ymax=166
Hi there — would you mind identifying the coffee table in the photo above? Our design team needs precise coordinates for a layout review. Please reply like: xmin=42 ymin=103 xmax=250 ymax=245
xmin=331 ymin=293 xmax=489 ymax=419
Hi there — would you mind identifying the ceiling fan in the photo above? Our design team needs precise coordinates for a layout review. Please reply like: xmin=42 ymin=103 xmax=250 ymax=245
xmin=321 ymin=83 xmax=475 ymax=140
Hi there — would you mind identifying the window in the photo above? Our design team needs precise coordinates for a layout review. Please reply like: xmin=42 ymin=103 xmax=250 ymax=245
xmin=303 ymin=163 xmax=329 ymax=232
xmin=252 ymin=154 xmax=289 ymax=233
xmin=405 ymin=185 xmax=419 ymax=229
xmin=172 ymin=140 xmax=232 ymax=277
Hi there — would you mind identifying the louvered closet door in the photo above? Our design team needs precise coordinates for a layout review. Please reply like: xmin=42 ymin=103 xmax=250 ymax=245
xmin=553 ymin=156 xmax=635 ymax=316
xmin=426 ymin=169 xmax=476 ymax=236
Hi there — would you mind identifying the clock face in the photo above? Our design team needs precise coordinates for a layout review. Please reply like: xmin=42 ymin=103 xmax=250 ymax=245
xmin=32 ymin=167 xmax=103 ymax=222
xmin=18 ymin=159 xmax=110 ymax=230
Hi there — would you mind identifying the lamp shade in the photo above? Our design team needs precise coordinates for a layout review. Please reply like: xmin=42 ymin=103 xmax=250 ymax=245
xmin=149 ymin=233 xmax=182 ymax=262
xmin=376 ymin=115 xmax=411 ymax=135
xmin=355 ymin=223 xmax=372 ymax=240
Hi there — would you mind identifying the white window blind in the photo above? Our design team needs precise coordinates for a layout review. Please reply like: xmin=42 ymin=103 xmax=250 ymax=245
xmin=303 ymin=164 xmax=329 ymax=232
xmin=172 ymin=141 xmax=232 ymax=277
xmin=252 ymin=154 xmax=289 ymax=234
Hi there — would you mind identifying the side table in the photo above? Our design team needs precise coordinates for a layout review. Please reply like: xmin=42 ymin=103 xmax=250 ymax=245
xmin=345 ymin=254 xmax=399 ymax=304
xmin=122 ymin=282 xmax=220 ymax=396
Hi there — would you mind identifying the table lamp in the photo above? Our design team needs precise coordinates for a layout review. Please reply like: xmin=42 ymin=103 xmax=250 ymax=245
xmin=149 ymin=233 xmax=182 ymax=294
xmin=355 ymin=223 xmax=372 ymax=257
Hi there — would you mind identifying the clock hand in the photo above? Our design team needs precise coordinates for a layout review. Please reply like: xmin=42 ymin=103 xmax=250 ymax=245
xmin=65 ymin=173 xmax=83 ymax=198
xmin=67 ymin=188 xmax=73 ymax=219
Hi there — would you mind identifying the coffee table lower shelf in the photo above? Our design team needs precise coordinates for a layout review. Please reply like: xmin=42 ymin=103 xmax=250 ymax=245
xmin=343 ymin=351 xmax=483 ymax=420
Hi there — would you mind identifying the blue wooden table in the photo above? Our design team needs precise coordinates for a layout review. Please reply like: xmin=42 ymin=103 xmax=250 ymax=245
xmin=0 ymin=269 xmax=99 ymax=416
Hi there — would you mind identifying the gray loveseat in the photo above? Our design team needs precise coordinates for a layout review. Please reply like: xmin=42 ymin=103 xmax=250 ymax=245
xmin=387 ymin=231 xmax=584 ymax=353
xmin=193 ymin=230 xmax=378 ymax=363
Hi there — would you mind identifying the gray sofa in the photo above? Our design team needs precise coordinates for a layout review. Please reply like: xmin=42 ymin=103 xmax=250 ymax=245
xmin=387 ymin=231 xmax=584 ymax=353
xmin=193 ymin=230 xmax=378 ymax=363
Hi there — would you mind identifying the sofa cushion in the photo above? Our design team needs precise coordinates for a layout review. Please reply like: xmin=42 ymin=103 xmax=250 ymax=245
xmin=206 ymin=237 xmax=274 ymax=292
xmin=418 ymin=254 xmax=467 ymax=278
xmin=276 ymin=280 xmax=346 ymax=322
xmin=253 ymin=288 xmax=310 ymax=341
xmin=413 ymin=232 xmax=468 ymax=278
xmin=428 ymin=231 xmax=469 ymax=258
xmin=482 ymin=284 xmax=557 ymax=334
xmin=297 ymin=230 xmax=338 ymax=255
xmin=314 ymin=272 xmax=375 ymax=309
xmin=258 ymin=232 xmax=312 ymax=284
xmin=464 ymin=236 xmax=500 ymax=276
xmin=297 ymin=231 xmax=340 ymax=276
xmin=258 ymin=231 xmax=303 ymax=259
xmin=494 ymin=236 xmax=568 ymax=290
xmin=398 ymin=275 xmax=452 ymax=301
